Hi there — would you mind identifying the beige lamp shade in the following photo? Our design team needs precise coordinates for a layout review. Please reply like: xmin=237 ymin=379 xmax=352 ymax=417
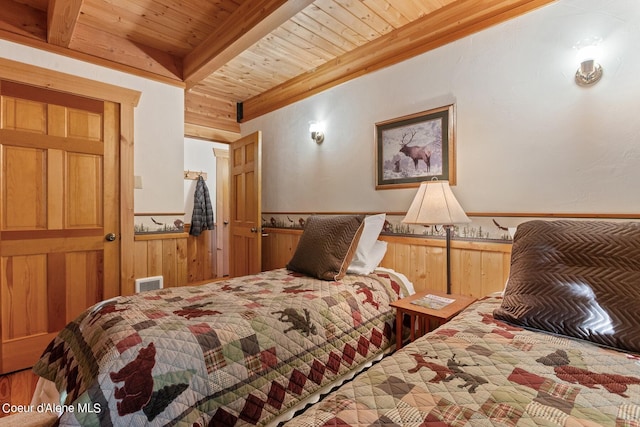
xmin=402 ymin=181 xmax=470 ymax=226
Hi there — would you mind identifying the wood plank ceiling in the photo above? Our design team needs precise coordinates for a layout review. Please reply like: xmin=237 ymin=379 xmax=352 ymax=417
xmin=0 ymin=0 xmax=554 ymax=142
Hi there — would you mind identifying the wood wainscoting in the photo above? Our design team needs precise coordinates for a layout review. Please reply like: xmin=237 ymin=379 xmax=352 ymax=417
xmin=262 ymin=227 xmax=512 ymax=298
xmin=133 ymin=228 xmax=220 ymax=287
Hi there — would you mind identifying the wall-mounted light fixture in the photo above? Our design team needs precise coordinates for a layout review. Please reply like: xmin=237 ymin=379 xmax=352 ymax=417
xmin=309 ymin=121 xmax=325 ymax=144
xmin=574 ymin=37 xmax=603 ymax=87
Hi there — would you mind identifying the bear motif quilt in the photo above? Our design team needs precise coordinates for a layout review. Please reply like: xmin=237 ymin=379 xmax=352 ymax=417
xmin=33 ymin=268 xmax=408 ymax=426
xmin=284 ymin=296 xmax=640 ymax=427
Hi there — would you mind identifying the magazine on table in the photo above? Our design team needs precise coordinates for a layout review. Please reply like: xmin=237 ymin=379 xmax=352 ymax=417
xmin=411 ymin=294 xmax=455 ymax=309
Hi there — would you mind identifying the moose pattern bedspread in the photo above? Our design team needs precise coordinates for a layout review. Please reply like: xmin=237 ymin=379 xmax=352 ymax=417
xmin=284 ymin=296 xmax=640 ymax=427
xmin=33 ymin=268 xmax=408 ymax=426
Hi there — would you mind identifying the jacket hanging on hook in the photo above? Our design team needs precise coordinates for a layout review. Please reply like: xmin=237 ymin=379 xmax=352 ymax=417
xmin=190 ymin=175 xmax=214 ymax=236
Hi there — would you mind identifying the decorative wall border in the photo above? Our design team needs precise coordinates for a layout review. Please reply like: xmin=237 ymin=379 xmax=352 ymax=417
xmin=262 ymin=212 xmax=640 ymax=243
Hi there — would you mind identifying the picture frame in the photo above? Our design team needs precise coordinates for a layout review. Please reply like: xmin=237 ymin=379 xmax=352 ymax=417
xmin=375 ymin=104 xmax=456 ymax=189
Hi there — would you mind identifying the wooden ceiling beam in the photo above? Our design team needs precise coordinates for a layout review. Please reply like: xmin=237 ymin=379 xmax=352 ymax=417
xmin=47 ymin=0 xmax=83 ymax=47
xmin=68 ymin=22 xmax=183 ymax=82
xmin=0 ymin=1 xmax=46 ymax=40
xmin=184 ymin=123 xmax=239 ymax=143
xmin=0 ymin=7 xmax=183 ymax=86
xmin=241 ymin=0 xmax=556 ymax=122
xmin=183 ymin=0 xmax=315 ymax=90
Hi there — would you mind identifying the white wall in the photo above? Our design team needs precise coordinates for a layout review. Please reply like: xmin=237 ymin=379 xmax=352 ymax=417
xmin=0 ymin=39 xmax=185 ymax=214
xmin=241 ymin=0 xmax=640 ymax=215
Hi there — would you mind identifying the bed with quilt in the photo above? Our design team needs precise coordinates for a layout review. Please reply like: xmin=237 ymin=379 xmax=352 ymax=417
xmin=30 ymin=214 xmax=412 ymax=426
xmin=284 ymin=220 xmax=640 ymax=426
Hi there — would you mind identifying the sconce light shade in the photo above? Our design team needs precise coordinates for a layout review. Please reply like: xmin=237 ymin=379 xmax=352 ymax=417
xmin=574 ymin=37 xmax=603 ymax=87
xmin=309 ymin=122 xmax=324 ymax=144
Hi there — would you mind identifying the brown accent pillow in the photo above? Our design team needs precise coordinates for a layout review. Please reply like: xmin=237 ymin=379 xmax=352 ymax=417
xmin=494 ymin=220 xmax=640 ymax=353
xmin=287 ymin=215 xmax=364 ymax=281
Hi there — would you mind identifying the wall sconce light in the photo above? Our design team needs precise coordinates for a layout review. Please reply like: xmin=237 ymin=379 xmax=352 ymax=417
xmin=574 ymin=37 xmax=603 ymax=87
xmin=309 ymin=121 xmax=325 ymax=144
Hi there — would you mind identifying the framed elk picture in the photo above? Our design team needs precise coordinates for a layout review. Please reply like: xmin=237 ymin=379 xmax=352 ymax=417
xmin=375 ymin=104 xmax=456 ymax=189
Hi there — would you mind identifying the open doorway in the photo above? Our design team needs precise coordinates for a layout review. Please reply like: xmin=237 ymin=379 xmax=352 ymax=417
xmin=184 ymin=137 xmax=230 ymax=278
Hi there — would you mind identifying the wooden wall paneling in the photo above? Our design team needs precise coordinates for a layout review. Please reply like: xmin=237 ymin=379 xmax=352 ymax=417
xmin=133 ymin=233 xmax=195 ymax=287
xmin=408 ymin=244 xmax=428 ymax=291
xmin=481 ymin=250 xmax=509 ymax=296
xmin=176 ymin=237 xmax=188 ymax=286
xmin=261 ymin=233 xmax=275 ymax=272
xmin=162 ymin=239 xmax=177 ymax=287
xmin=133 ymin=240 xmax=149 ymax=280
xmin=262 ymin=228 xmax=512 ymax=298
xmin=185 ymin=229 xmax=216 ymax=284
xmin=452 ymin=248 xmax=481 ymax=297
xmin=146 ymin=239 xmax=163 ymax=278
xmin=133 ymin=233 xmax=195 ymax=288
xmin=426 ymin=246 xmax=446 ymax=293
xmin=207 ymin=229 xmax=216 ymax=281
xmin=261 ymin=229 xmax=299 ymax=271
xmin=188 ymin=230 xmax=217 ymax=282
xmin=187 ymin=231 xmax=204 ymax=282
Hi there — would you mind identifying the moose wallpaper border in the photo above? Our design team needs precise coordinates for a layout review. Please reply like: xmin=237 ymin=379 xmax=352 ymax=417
xmin=375 ymin=104 xmax=456 ymax=189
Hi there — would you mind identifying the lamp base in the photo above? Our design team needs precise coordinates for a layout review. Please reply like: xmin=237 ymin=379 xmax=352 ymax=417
xmin=444 ymin=225 xmax=452 ymax=295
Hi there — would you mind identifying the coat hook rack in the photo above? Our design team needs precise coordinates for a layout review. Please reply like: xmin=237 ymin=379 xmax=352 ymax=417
xmin=184 ymin=170 xmax=207 ymax=180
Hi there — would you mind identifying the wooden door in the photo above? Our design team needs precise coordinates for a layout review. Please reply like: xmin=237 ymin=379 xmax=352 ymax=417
xmin=229 ymin=132 xmax=261 ymax=277
xmin=0 ymin=81 xmax=119 ymax=374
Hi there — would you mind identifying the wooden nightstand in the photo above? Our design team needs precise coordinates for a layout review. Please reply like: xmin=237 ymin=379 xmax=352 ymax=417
xmin=390 ymin=291 xmax=476 ymax=349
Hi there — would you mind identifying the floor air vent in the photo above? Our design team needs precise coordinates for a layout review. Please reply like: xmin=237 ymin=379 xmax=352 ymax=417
xmin=135 ymin=276 xmax=164 ymax=293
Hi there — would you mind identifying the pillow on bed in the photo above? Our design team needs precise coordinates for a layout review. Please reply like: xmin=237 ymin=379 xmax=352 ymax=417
xmin=348 ymin=240 xmax=388 ymax=275
xmin=493 ymin=220 xmax=640 ymax=353
xmin=287 ymin=214 xmax=364 ymax=281
xmin=347 ymin=213 xmax=386 ymax=274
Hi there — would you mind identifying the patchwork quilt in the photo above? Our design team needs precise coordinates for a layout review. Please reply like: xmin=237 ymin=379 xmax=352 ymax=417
xmin=33 ymin=268 xmax=408 ymax=426
xmin=284 ymin=296 xmax=640 ymax=426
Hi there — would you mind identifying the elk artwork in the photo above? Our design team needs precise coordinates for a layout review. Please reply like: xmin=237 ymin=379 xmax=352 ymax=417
xmin=399 ymin=128 xmax=431 ymax=172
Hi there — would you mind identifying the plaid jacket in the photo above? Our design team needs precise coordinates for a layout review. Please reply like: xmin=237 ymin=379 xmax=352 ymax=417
xmin=190 ymin=176 xmax=214 ymax=236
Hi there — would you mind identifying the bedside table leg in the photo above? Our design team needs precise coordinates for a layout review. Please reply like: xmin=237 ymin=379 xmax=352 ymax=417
xmin=418 ymin=316 xmax=425 ymax=337
xmin=395 ymin=311 xmax=403 ymax=350
xmin=409 ymin=314 xmax=416 ymax=343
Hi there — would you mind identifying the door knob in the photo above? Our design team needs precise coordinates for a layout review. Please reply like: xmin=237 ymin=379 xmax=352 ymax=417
xmin=250 ymin=227 xmax=258 ymax=233
xmin=105 ymin=233 xmax=117 ymax=242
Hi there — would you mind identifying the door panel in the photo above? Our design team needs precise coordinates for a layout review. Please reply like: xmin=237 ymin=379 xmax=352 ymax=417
xmin=67 ymin=153 xmax=103 ymax=227
xmin=2 ymin=146 xmax=47 ymax=229
xmin=229 ymin=132 xmax=261 ymax=277
xmin=1 ymin=255 xmax=48 ymax=340
xmin=0 ymin=81 xmax=118 ymax=374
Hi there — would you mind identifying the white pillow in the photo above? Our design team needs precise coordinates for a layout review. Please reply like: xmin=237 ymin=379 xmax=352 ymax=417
xmin=348 ymin=213 xmax=386 ymax=274
xmin=348 ymin=241 xmax=388 ymax=275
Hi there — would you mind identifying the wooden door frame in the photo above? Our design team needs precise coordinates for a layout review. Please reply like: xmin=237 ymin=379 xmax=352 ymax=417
xmin=213 ymin=147 xmax=230 ymax=277
xmin=0 ymin=58 xmax=141 ymax=297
